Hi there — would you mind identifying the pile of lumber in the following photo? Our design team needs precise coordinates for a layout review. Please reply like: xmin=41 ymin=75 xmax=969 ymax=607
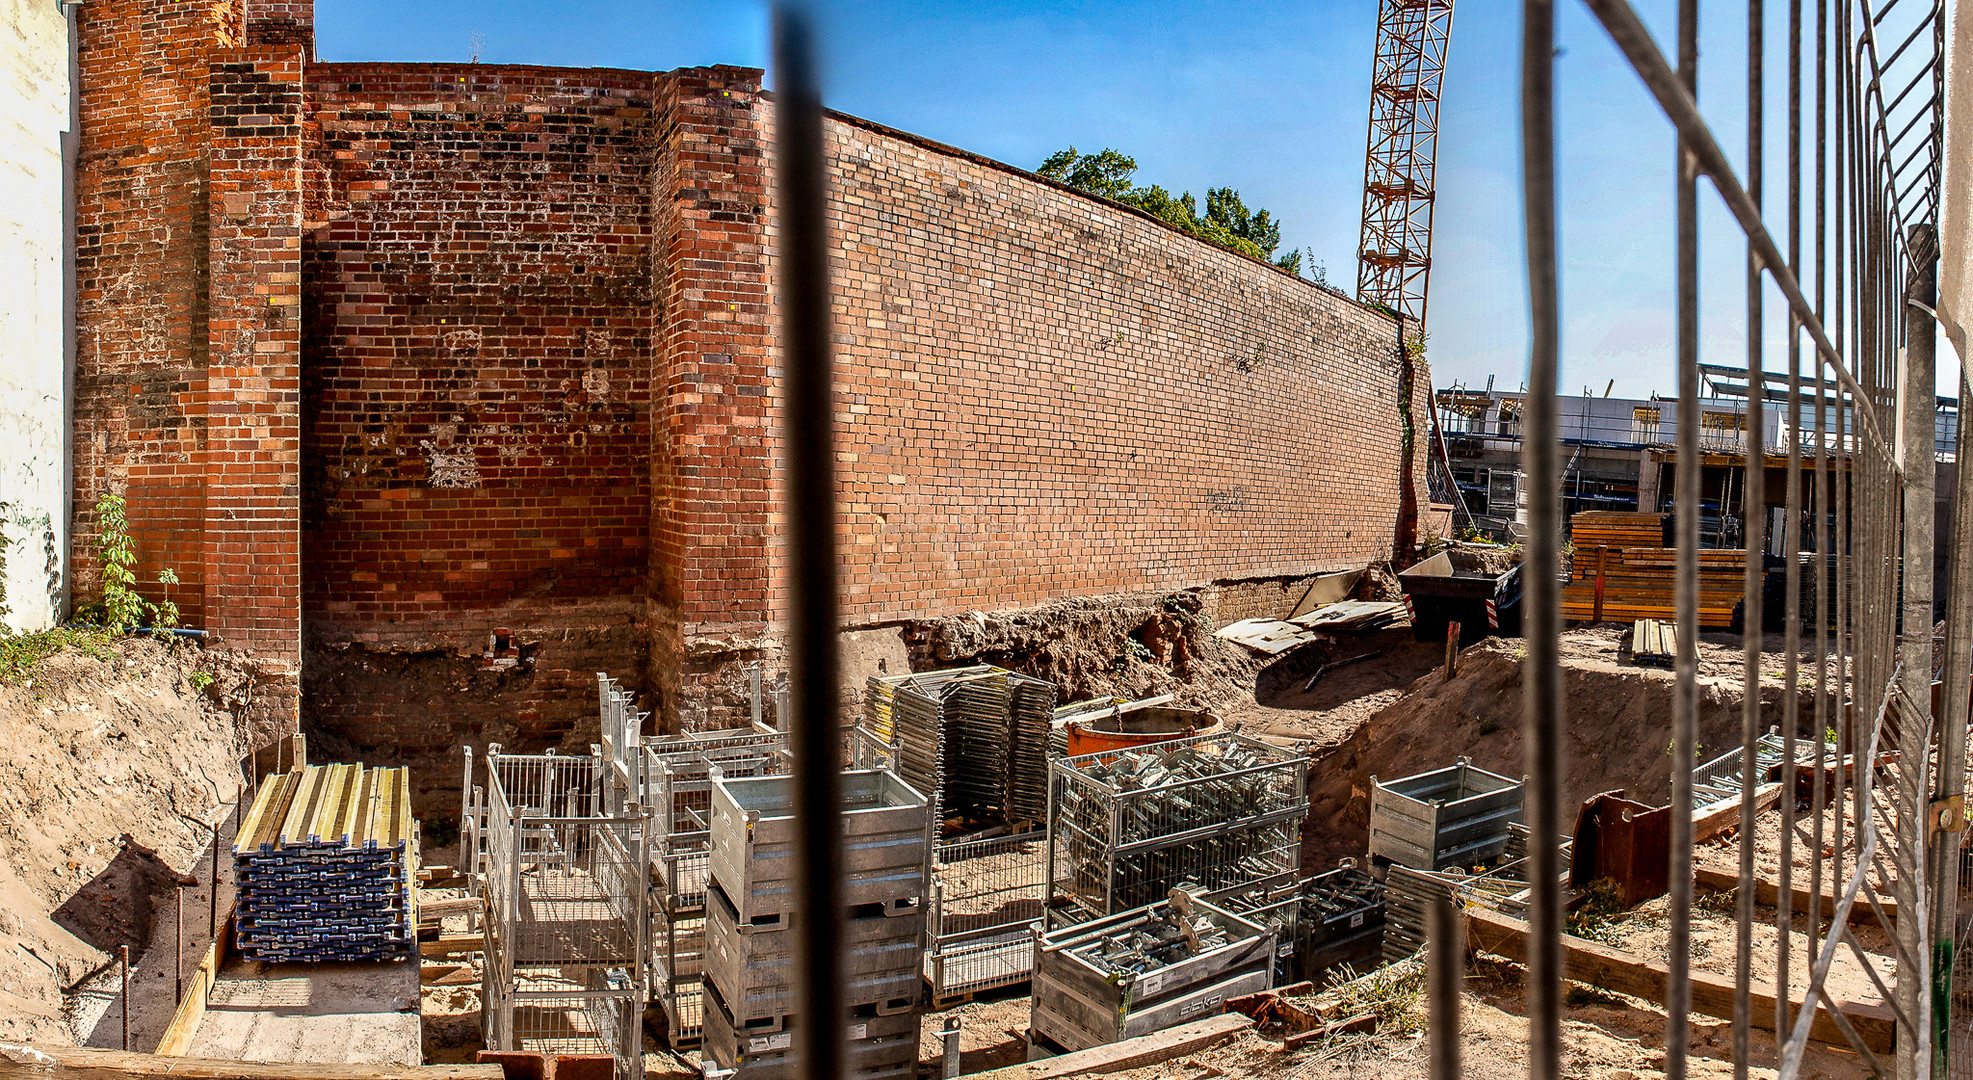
xmin=233 ymin=763 xmax=418 ymax=963
xmin=1562 ymin=512 xmax=1744 ymax=627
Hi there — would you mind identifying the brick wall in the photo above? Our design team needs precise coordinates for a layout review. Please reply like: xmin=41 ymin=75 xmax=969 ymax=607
xmin=300 ymin=64 xmax=655 ymax=641
xmin=73 ymin=0 xmax=240 ymax=629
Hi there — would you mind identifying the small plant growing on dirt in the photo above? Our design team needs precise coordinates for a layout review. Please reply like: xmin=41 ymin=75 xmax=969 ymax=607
xmin=1566 ymin=981 xmax=1625 ymax=1007
xmin=1477 ymin=716 xmax=1499 ymax=735
xmin=190 ymin=670 xmax=214 ymax=692
xmin=1320 ymin=956 xmax=1427 ymax=1038
xmin=1113 ymin=639 xmax=1153 ymax=673
xmin=92 ymin=492 xmax=180 ymax=636
xmin=1565 ymin=878 xmax=1630 ymax=945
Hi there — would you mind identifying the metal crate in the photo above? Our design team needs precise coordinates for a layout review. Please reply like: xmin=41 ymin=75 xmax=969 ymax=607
xmin=1044 ymin=731 xmax=1308 ymax=926
xmin=1030 ymin=893 xmax=1274 ymax=1053
xmin=1368 ymin=758 xmax=1524 ymax=871
xmin=702 ymin=982 xmax=921 ymax=1080
xmin=1204 ymin=872 xmax=1303 ymax=984
xmin=865 ymin=666 xmax=1058 ymax=829
xmin=925 ymin=830 xmax=1049 ymax=999
xmin=704 ymin=882 xmax=925 ymax=1020
xmin=708 ymin=770 xmax=931 ymax=925
xmin=483 ymin=967 xmax=642 ymax=1079
xmin=1298 ymin=864 xmax=1386 ymax=984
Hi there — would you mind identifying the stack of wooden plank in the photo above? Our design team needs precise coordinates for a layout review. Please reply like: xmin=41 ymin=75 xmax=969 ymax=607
xmin=233 ymin=763 xmax=418 ymax=963
xmin=1631 ymin=618 xmax=1676 ymax=666
xmin=1561 ymin=511 xmax=1744 ymax=627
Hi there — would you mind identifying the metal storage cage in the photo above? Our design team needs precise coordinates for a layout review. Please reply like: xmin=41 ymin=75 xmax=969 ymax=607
xmin=1368 ymin=757 xmax=1524 ymax=871
xmin=475 ymin=746 xmax=649 ymax=1080
xmin=864 ymin=666 xmax=1058 ymax=830
xmin=709 ymin=770 xmax=932 ymax=925
xmin=1030 ymin=892 xmax=1274 ymax=1053
xmin=1044 ymin=731 xmax=1308 ymax=926
xmin=924 ymin=829 xmax=1049 ymax=1001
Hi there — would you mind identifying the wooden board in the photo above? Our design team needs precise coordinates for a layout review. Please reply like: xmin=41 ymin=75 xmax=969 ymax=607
xmin=155 ymin=911 xmax=231 ymax=1056
xmin=1693 ymin=866 xmax=1896 ymax=928
xmin=3 ymin=1046 xmax=501 ymax=1079
xmin=1465 ymin=907 xmax=1894 ymax=1054
xmin=967 ymin=1012 xmax=1251 ymax=1080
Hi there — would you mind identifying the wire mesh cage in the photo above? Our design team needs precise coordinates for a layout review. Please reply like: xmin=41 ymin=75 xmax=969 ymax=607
xmin=1203 ymin=871 xmax=1303 ymax=984
xmin=925 ymin=829 xmax=1049 ymax=1000
xmin=1045 ymin=731 xmax=1308 ymax=926
xmin=483 ymin=967 xmax=642 ymax=1077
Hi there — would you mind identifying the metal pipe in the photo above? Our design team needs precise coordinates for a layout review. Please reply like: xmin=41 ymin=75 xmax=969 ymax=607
xmin=1900 ymin=222 xmax=1938 ymax=1080
xmin=1518 ymin=2 xmax=1562 ymax=1076
xmin=773 ymin=9 xmax=845 ymax=1080
xmin=119 ymin=944 xmax=128 ymax=1051
xmin=1734 ymin=0 xmax=1767 ymax=1069
xmin=210 ymin=822 xmax=220 ymax=938
xmin=1428 ymin=892 xmax=1463 ymax=1080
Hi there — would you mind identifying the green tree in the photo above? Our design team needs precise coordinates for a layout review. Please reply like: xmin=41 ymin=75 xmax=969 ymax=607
xmin=1038 ymin=147 xmax=1305 ymax=274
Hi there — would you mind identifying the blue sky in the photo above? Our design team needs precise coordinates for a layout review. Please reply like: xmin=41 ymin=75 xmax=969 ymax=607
xmin=317 ymin=1 xmax=1957 ymax=401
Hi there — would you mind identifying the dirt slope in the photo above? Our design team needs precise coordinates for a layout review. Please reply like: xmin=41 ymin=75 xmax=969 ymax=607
xmin=0 ymin=637 xmax=248 ymax=1045
xmin=1302 ymin=624 xmax=1817 ymax=871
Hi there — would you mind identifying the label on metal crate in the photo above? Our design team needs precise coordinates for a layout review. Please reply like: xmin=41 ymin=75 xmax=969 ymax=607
xmin=1136 ymin=971 xmax=1165 ymax=997
xmin=1350 ymin=913 xmax=1364 ymax=928
xmin=748 ymin=1033 xmax=793 ymax=1053
xmin=847 ymin=1023 xmax=867 ymax=1041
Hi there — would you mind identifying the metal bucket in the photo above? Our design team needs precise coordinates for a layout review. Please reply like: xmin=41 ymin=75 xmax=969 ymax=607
xmin=1062 ymin=705 xmax=1223 ymax=759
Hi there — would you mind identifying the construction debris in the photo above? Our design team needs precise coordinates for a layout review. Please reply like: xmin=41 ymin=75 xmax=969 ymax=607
xmin=232 ymin=764 xmax=417 ymax=964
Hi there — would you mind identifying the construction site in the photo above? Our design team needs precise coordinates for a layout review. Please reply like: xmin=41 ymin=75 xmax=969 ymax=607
xmin=3 ymin=0 xmax=1973 ymax=1079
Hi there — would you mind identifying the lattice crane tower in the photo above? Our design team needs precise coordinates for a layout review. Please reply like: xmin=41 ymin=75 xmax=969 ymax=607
xmin=1356 ymin=0 xmax=1455 ymax=338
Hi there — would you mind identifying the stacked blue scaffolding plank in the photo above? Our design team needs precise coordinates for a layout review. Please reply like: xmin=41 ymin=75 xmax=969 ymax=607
xmin=233 ymin=763 xmax=419 ymax=963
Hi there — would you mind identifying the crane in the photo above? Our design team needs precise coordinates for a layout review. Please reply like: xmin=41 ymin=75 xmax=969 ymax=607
xmin=1356 ymin=0 xmax=1455 ymax=339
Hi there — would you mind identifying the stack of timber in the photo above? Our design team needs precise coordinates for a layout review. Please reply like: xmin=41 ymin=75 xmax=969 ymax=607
xmin=233 ymin=764 xmax=418 ymax=962
xmin=1561 ymin=511 xmax=1742 ymax=627
xmin=1631 ymin=618 xmax=1676 ymax=666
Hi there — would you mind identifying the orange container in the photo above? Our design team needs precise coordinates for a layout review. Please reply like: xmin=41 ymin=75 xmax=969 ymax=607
xmin=1063 ymin=705 xmax=1223 ymax=759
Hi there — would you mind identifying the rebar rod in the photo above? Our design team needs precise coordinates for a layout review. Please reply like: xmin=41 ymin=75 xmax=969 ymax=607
xmin=772 ymin=9 xmax=846 ymax=1080
xmin=1429 ymin=892 xmax=1463 ymax=1080
xmin=1518 ymin=2 xmax=1562 ymax=1076
xmin=1778 ymin=0 xmax=1805 ymax=1040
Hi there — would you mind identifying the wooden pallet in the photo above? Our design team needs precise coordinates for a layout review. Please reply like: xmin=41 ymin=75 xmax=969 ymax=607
xmin=1631 ymin=618 xmax=1676 ymax=666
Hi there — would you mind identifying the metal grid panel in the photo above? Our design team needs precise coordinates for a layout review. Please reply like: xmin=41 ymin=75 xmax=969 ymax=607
xmin=926 ymin=830 xmax=1048 ymax=997
xmin=1044 ymin=731 xmax=1307 ymax=926
xmin=865 ymin=666 xmax=1060 ymax=830
xmin=484 ymin=968 xmax=642 ymax=1078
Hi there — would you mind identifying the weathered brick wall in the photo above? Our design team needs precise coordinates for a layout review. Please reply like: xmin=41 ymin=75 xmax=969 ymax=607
xmin=300 ymin=64 xmax=655 ymax=639
xmin=297 ymin=64 xmax=657 ymax=809
xmin=73 ymin=0 xmax=241 ymax=629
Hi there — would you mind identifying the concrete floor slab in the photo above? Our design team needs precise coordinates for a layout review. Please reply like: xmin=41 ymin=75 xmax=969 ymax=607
xmin=185 ymin=958 xmax=421 ymax=1065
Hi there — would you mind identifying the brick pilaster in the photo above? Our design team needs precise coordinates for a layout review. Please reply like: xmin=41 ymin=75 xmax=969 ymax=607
xmin=245 ymin=0 xmax=312 ymax=55
xmin=650 ymin=66 xmax=773 ymax=726
xmin=207 ymin=48 xmax=305 ymax=731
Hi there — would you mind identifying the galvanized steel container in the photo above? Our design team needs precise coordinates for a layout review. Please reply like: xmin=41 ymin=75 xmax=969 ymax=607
xmin=1368 ymin=758 xmax=1524 ymax=871
xmin=708 ymin=769 xmax=931 ymax=924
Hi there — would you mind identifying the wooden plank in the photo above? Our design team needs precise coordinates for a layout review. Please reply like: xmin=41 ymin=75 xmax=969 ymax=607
xmin=154 ymin=911 xmax=231 ymax=1056
xmin=1692 ymin=785 xmax=1782 ymax=843
xmin=5 ymin=1046 xmax=502 ymax=1079
xmin=1693 ymin=866 xmax=1896 ymax=927
xmin=1465 ymin=908 xmax=1895 ymax=1054
xmin=415 ymin=896 xmax=483 ymax=920
xmin=966 ymin=1012 xmax=1252 ymax=1080
xmin=420 ymin=933 xmax=483 ymax=958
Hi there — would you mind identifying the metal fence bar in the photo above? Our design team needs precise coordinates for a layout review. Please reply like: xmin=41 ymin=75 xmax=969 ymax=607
xmin=773 ymin=8 xmax=846 ymax=1080
xmin=1518 ymin=3 xmax=1562 ymax=1077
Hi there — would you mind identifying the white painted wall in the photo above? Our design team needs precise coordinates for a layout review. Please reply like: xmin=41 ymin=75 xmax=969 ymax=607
xmin=0 ymin=0 xmax=70 ymax=631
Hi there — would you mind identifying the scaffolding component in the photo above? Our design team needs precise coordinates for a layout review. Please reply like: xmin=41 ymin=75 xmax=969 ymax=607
xmin=924 ymin=829 xmax=1049 ymax=1000
xmin=232 ymin=763 xmax=417 ymax=963
xmin=864 ymin=666 xmax=1059 ymax=830
xmin=1298 ymin=864 xmax=1387 ymax=984
xmin=1368 ymin=758 xmax=1524 ymax=871
xmin=1045 ymin=731 xmax=1307 ymax=927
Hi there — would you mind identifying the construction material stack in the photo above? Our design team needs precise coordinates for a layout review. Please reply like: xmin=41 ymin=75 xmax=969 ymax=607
xmin=864 ymin=666 xmax=1058 ymax=831
xmin=1030 ymin=890 xmax=1273 ymax=1052
xmin=702 ymin=770 xmax=931 ymax=1080
xmin=232 ymin=763 xmax=417 ymax=963
xmin=1560 ymin=510 xmax=1743 ymax=626
xmin=1368 ymin=757 xmax=1524 ymax=872
xmin=1045 ymin=731 xmax=1307 ymax=927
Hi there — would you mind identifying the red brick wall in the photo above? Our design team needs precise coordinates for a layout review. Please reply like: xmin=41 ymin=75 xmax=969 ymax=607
xmin=73 ymin=0 xmax=241 ymax=629
xmin=299 ymin=64 xmax=656 ymax=642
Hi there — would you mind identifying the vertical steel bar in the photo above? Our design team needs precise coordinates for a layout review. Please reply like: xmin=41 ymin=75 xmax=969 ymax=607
xmin=1777 ymin=0 xmax=1805 ymax=1041
xmin=1808 ymin=0 xmax=1830 ymax=977
xmin=1936 ymin=314 xmax=1973 ymax=1080
xmin=210 ymin=822 xmax=220 ymax=939
xmin=1429 ymin=892 xmax=1463 ymax=1080
xmin=1902 ymin=222 xmax=1938 ymax=1080
xmin=1667 ymin=0 xmax=1702 ymax=1072
xmin=1736 ymin=0 xmax=1767 ymax=1071
xmin=1519 ymin=1 xmax=1562 ymax=1076
xmin=175 ymin=881 xmax=184 ymax=1006
xmin=119 ymin=943 xmax=129 ymax=1051
xmin=772 ymin=9 xmax=845 ymax=1080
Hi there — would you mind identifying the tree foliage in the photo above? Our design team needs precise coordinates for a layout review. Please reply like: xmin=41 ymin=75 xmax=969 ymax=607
xmin=1038 ymin=146 xmax=1304 ymax=275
